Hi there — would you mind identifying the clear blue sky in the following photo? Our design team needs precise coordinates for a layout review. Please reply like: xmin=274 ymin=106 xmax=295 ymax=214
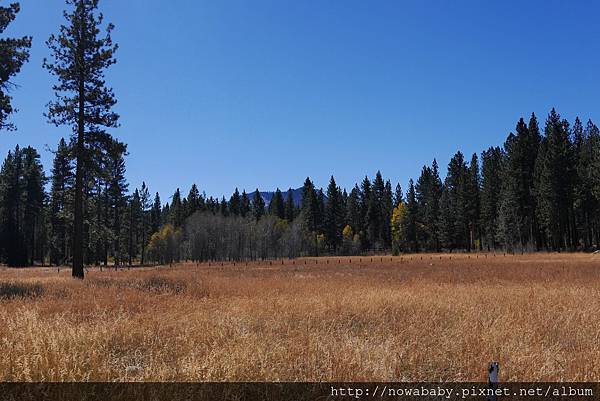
xmin=1 ymin=0 xmax=599 ymax=200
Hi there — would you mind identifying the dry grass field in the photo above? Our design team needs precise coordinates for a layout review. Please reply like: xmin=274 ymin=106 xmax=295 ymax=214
xmin=0 ymin=253 xmax=599 ymax=382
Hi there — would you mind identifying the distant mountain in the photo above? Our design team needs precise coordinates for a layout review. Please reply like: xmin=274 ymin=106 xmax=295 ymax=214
xmin=260 ymin=187 xmax=303 ymax=206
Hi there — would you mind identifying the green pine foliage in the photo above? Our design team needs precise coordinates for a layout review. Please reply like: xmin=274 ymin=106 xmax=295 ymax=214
xmin=252 ymin=189 xmax=265 ymax=221
xmin=268 ymin=188 xmax=285 ymax=219
xmin=0 ymin=2 xmax=31 ymax=131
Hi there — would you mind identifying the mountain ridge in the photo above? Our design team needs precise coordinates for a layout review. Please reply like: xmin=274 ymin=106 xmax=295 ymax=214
xmin=259 ymin=187 xmax=303 ymax=206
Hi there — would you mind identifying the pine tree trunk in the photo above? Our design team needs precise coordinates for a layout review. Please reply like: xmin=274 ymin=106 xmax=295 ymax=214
xmin=71 ymin=4 xmax=87 ymax=279
xmin=72 ymin=132 xmax=85 ymax=278
xmin=72 ymin=78 xmax=85 ymax=278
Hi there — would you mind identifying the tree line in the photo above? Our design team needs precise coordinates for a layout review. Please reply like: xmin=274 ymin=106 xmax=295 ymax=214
xmin=176 ymin=109 xmax=600 ymax=261
xmin=1 ymin=2 xmax=600 ymax=275
xmin=3 ymin=108 xmax=600 ymax=267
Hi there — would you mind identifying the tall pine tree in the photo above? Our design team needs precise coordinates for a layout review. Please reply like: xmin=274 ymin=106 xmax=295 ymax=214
xmin=45 ymin=0 xmax=120 ymax=278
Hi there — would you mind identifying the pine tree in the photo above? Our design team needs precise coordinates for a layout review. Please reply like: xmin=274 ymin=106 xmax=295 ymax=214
xmin=186 ymin=184 xmax=200 ymax=217
xmin=444 ymin=151 xmax=469 ymax=250
xmin=382 ymin=180 xmax=393 ymax=248
xmin=367 ymin=172 xmax=385 ymax=248
xmin=284 ymin=188 xmax=295 ymax=221
xmin=414 ymin=166 xmax=431 ymax=250
xmin=497 ymin=132 xmax=519 ymax=249
xmin=437 ymin=185 xmax=453 ymax=250
xmin=240 ymin=190 xmax=250 ymax=218
xmin=106 ymin=139 xmax=128 ymax=265
xmin=345 ymin=185 xmax=361 ymax=236
xmin=0 ymin=147 xmax=26 ymax=265
xmin=317 ymin=188 xmax=325 ymax=233
xmin=0 ymin=3 xmax=31 ymax=130
xmin=584 ymin=120 xmax=600 ymax=248
xmin=150 ymin=192 xmax=161 ymax=234
xmin=21 ymin=146 xmax=46 ymax=265
xmin=415 ymin=161 xmax=443 ymax=252
xmin=497 ymin=177 xmax=521 ymax=252
xmin=301 ymin=178 xmax=318 ymax=231
xmin=429 ymin=160 xmax=442 ymax=251
xmin=252 ymin=189 xmax=265 ymax=221
xmin=170 ymin=188 xmax=184 ymax=227
xmin=480 ymin=146 xmax=502 ymax=250
xmin=359 ymin=176 xmax=371 ymax=249
xmin=49 ymin=138 xmax=74 ymax=265
xmin=394 ymin=183 xmax=403 ymax=206
xmin=324 ymin=176 xmax=343 ymax=252
xmin=535 ymin=109 xmax=575 ymax=250
xmin=220 ymin=196 xmax=229 ymax=217
xmin=502 ymin=116 xmax=541 ymax=249
xmin=570 ymin=118 xmax=599 ymax=249
xmin=229 ymin=188 xmax=241 ymax=217
xmin=404 ymin=179 xmax=418 ymax=252
xmin=0 ymin=146 xmax=45 ymax=266
xmin=268 ymin=188 xmax=285 ymax=219
xmin=127 ymin=188 xmax=141 ymax=265
xmin=415 ymin=166 xmax=430 ymax=248
xmin=524 ymin=113 xmax=542 ymax=247
xmin=465 ymin=153 xmax=481 ymax=251
xmin=301 ymin=178 xmax=321 ymax=254
xmin=45 ymin=0 xmax=120 ymax=278
xmin=162 ymin=202 xmax=170 ymax=224
xmin=139 ymin=182 xmax=150 ymax=264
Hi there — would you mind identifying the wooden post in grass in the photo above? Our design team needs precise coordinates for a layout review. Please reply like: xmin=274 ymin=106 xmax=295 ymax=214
xmin=488 ymin=362 xmax=499 ymax=401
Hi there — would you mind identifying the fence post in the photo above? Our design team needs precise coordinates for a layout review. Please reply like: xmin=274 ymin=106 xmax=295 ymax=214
xmin=488 ymin=362 xmax=499 ymax=401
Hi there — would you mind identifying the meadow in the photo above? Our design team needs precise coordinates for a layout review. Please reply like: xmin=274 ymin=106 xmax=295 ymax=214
xmin=0 ymin=253 xmax=599 ymax=382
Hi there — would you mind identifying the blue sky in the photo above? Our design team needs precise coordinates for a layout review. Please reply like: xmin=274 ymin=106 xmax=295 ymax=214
xmin=1 ymin=0 xmax=599 ymax=200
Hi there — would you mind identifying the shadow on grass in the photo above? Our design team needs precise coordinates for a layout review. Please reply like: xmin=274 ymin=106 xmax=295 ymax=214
xmin=89 ymin=276 xmax=188 ymax=295
xmin=0 ymin=282 xmax=44 ymax=300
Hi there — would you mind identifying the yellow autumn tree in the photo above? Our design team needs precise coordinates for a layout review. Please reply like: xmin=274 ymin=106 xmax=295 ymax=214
xmin=391 ymin=202 xmax=408 ymax=255
xmin=342 ymin=225 xmax=353 ymax=240
xmin=147 ymin=224 xmax=182 ymax=265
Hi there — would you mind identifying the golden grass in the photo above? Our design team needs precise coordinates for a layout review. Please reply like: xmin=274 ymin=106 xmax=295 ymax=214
xmin=0 ymin=253 xmax=599 ymax=382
